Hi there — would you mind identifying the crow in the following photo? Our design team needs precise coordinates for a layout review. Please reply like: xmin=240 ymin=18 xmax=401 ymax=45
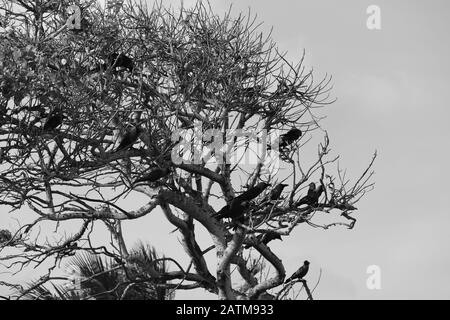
xmin=0 ymin=229 xmax=12 ymax=244
xmin=43 ymin=110 xmax=64 ymax=131
xmin=212 ymin=182 xmax=269 ymax=221
xmin=268 ymin=128 xmax=302 ymax=151
xmin=285 ymin=260 xmax=310 ymax=283
xmin=244 ymin=231 xmax=282 ymax=249
xmin=115 ymin=126 xmax=142 ymax=152
xmin=134 ymin=167 xmax=171 ymax=184
xmin=269 ymin=183 xmax=288 ymax=201
xmin=213 ymin=199 xmax=250 ymax=220
xmin=279 ymin=128 xmax=302 ymax=148
xmin=235 ymin=182 xmax=270 ymax=202
xmin=296 ymin=182 xmax=324 ymax=207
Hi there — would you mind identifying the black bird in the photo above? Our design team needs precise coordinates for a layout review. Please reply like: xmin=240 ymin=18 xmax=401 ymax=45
xmin=212 ymin=182 xmax=269 ymax=221
xmin=268 ymin=128 xmax=302 ymax=151
xmin=285 ymin=260 xmax=310 ymax=283
xmin=213 ymin=199 xmax=250 ymax=220
xmin=244 ymin=231 xmax=282 ymax=248
xmin=235 ymin=182 xmax=270 ymax=202
xmin=43 ymin=110 xmax=64 ymax=131
xmin=269 ymin=183 xmax=289 ymax=201
xmin=134 ymin=167 xmax=171 ymax=184
xmin=279 ymin=128 xmax=302 ymax=149
xmin=0 ymin=229 xmax=12 ymax=244
xmin=296 ymin=182 xmax=324 ymax=207
xmin=115 ymin=126 xmax=142 ymax=152
xmin=109 ymin=53 xmax=134 ymax=73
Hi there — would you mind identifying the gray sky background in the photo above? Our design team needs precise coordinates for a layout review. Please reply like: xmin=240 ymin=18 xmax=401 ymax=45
xmin=1 ymin=0 xmax=450 ymax=299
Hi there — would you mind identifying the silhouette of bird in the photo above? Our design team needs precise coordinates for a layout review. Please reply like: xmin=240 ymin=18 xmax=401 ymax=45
xmin=268 ymin=128 xmax=302 ymax=151
xmin=235 ymin=182 xmax=270 ymax=202
xmin=279 ymin=128 xmax=302 ymax=148
xmin=43 ymin=110 xmax=64 ymax=131
xmin=285 ymin=260 xmax=310 ymax=283
xmin=296 ymin=182 xmax=324 ymax=207
xmin=212 ymin=182 xmax=269 ymax=221
xmin=244 ymin=231 xmax=282 ymax=248
xmin=0 ymin=229 xmax=12 ymax=244
xmin=269 ymin=183 xmax=288 ymax=201
xmin=213 ymin=199 xmax=250 ymax=220
xmin=116 ymin=126 xmax=142 ymax=152
xmin=134 ymin=167 xmax=171 ymax=184
xmin=109 ymin=53 xmax=133 ymax=73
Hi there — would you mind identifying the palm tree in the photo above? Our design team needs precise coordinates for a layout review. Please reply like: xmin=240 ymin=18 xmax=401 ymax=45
xmin=16 ymin=243 xmax=174 ymax=300
xmin=125 ymin=241 xmax=174 ymax=300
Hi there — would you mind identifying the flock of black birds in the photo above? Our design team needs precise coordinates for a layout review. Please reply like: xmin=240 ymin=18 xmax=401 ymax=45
xmin=210 ymin=127 xmax=319 ymax=279
xmin=34 ymin=52 xmax=315 ymax=279
xmin=214 ymin=180 xmax=324 ymax=224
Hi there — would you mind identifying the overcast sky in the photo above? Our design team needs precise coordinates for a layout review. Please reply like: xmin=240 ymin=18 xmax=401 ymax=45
xmin=1 ymin=0 xmax=450 ymax=299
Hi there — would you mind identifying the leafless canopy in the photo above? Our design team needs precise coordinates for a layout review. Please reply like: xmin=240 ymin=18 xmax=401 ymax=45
xmin=0 ymin=0 xmax=376 ymax=300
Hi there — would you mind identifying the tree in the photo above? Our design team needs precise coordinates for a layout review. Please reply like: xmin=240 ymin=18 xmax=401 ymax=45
xmin=0 ymin=0 xmax=376 ymax=300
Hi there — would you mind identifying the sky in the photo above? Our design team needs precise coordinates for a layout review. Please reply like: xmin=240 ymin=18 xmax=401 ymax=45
xmin=1 ymin=0 xmax=450 ymax=299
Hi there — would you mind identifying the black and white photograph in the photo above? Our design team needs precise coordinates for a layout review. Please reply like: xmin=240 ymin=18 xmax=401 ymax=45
xmin=0 ymin=0 xmax=449 ymax=306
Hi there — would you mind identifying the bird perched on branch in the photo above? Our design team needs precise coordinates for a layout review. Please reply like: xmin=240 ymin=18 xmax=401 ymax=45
xmin=213 ymin=199 xmax=251 ymax=220
xmin=268 ymin=183 xmax=288 ymax=201
xmin=115 ymin=126 xmax=142 ymax=152
xmin=285 ymin=260 xmax=310 ymax=283
xmin=296 ymin=182 xmax=324 ymax=207
xmin=235 ymin=182 xmax=270 ymax=202
xmin=213 ymin=183 xmax=268 ymax=221
xmin=43 ymin=109 xmax=65 ymax=131
xmin=244 ymin=231 xmax=282 ymax=248
xmin=268 ymin=128 xmax=302 ymax=151
xmin=134 ymin=167 xmax=171 ymax=184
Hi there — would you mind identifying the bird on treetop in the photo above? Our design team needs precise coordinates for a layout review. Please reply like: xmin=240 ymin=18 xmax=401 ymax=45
xmin=268 ymin=127 xmax=302 ymax=151
xmin=284 ymin=260 xmax=310 ymax=283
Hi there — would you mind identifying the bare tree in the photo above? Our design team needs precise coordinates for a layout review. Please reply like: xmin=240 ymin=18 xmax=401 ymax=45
xmin=0 ymin=0 xmax=375 ymax=300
